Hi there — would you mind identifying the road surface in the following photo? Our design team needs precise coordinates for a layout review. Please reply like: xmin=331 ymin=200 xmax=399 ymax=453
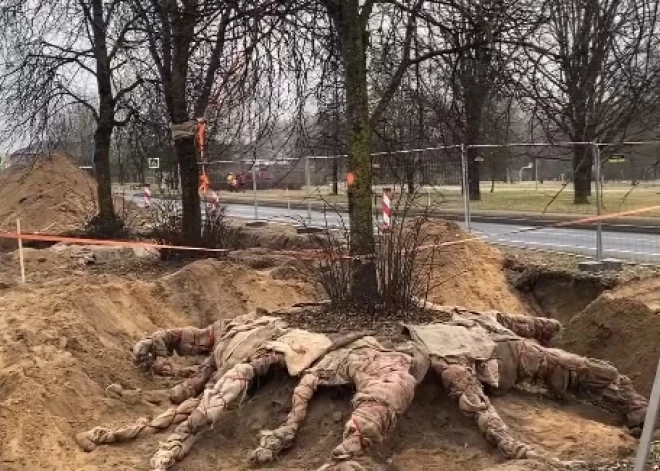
xmin=220 ymin=202 xmax=660 ymax=263
xmin=124 ymin=191 xmax=660 ymax=263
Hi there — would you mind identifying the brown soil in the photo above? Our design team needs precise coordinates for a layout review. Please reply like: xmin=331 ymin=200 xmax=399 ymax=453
xmin=559 ymin=277 xmax=660 ymax=396
xmin=155 ymin=258 xmax=317 ymax=325
xmin=0 ymin=224 xmax=641 ymax=470
xmin=233 ymin=220 xmax=532 ymax=316
xmin=0 ymin=154 xmax=99 ymax=234
xmin=0 ymin=258 xmax=314 ymax=470
xmin=423 ymin=220 xmax=531 ymax=314
xmin=512 ymin=269 xmax=616 ymax=324
xmin=233 ymin=222 xmax=321 ymax=251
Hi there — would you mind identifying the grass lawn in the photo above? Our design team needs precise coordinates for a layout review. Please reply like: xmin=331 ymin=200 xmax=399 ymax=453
xmin=118 ymin=181 xmax=660 ymax=217
xmin=242 ymin=183 xmax=660 ymax=217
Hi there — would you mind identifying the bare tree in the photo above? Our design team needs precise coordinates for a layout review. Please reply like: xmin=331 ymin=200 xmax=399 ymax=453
xmin=0 ymin=0 xmax=142 ymax=233
xmin=402 ymin=0 xmax=540 ymax=200
xmin=130 ymin=0 xmax=277 ymax=244
xmin=521 ymin=0 xmax=660 ymax=203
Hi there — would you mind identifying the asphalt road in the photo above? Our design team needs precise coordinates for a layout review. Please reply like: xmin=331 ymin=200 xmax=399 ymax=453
xmin=221 ymin=202 xmax=660 ymax=263
xmin=124 ymin=191 xmax=660 ymax=263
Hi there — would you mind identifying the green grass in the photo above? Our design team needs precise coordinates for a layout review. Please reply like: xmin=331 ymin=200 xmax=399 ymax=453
xmin=470 ymin=189 xmax=660 ymax=216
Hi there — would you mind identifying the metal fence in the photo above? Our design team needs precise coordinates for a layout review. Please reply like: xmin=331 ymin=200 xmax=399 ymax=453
xmin=203 ymin=140 xmax=660 ymax=265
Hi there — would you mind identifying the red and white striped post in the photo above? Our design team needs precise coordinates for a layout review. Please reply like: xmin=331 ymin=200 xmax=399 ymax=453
xmin=144 ymin=187 xmax=152 ymax=208
xmin=209 ymin=190 xmax=220 ymax=210
xmin=382 ymin=187 xmax=393 ymax=230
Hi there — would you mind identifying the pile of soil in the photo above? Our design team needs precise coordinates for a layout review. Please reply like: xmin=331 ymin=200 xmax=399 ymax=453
xmin=511 ymin=268 xmax=617 ymax=323
xmin=230 ymin=219 xmax=532 ymax=316
xmin=422 ymin=220 xmax=531 ymax=314
xmin=156 ymin=259 xmax=317 ymax=325
xmin=233 ymin=222 xmax=321 ymax=250
xmin=559 ymin=277 xmax=660 ymax=396
xmin=0 ymin=258 xmax=314 ymax=470
xmin=0 ymin=153 xmax=98 ymax=234
xmin=0 ymin=265 xmax=635 ymax=470
xmin=0 ymin=227 xmax=641 ymax=470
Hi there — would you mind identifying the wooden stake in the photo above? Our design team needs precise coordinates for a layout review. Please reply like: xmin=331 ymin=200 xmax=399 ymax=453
xmin=17 ymin=218 xmax=26 ymax=283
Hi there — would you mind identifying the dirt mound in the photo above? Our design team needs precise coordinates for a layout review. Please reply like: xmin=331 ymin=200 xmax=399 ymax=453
xmin=0 ymin=252 xmax=639 ymax=470
xmin=234 ymin=222 xmax=320 ymax=250
xmin=156 ymin=258 xmax=315 ymax=325
xmin=0 ymin=153 xmax=98 ymax=234
xmin=0 ymin=246 xmax=76 ymax=286
xmin=423 ymin=220 xmax=530 ymax=314
xmin=559 ymin=277 xmax=660 ymax=395
xmin=0 ymin=259 xmax=314 ymax=470
xmin=511 ymin=268 xmax=616 ymax=324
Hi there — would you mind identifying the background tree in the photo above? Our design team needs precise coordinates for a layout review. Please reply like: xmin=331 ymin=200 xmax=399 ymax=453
xmin=0 ymin=0 xmax=143 ymax=233
xmin=520 ymin=0 xmax=660 ymax=203
xmin=131 ymin=0 xmax=276 ymax=244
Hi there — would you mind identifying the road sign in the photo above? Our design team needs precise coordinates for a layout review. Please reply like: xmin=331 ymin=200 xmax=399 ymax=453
xmin=148 ymin=158 xmax=160 ymax=169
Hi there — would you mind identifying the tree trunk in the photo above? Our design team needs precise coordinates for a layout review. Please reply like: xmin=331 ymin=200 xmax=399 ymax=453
xmin=88 ymin=0 xmax=119 ymax=233
xmin=406 ymin=157 xmax=415 ymax=194
xmin=332 ymin=157 xmax=339 ymax=195
xmin=174 ymin=134 xmax=201 ymax=244
xmin=93 ymin=121 xmax=117 ymax=226
xmin=490 ymin=162 xmax=496 ymax=193
xmin=467 ymin=146 xmax=481 ymax=201
xmin=170 ymin=62 xmax=201 ymax=244
xmin=330 ymin=0 xmax=378 ymax=306
xmin=573 ymin=145 xmax=592 ymax=204
xmin=464 ymin=111 xmax=482 ymax=200
xmin=117 ymin=142 xmax=125 ymax=185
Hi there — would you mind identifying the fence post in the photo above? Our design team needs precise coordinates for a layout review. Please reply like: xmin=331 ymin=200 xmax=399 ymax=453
xmin=305 ymin=156 xmax=312 ymax=224
xmin=251 ymin=163 xmax=258 ymax=221
xmin=460 ymin=144 xmax=471 ymax=233
xmin=634 ymin=356 xmax=660 ymax=471
xmin=534 ymin=157 xmax=539 ymax=191
xmin=594 ymin=143 xmax=603 ymax=261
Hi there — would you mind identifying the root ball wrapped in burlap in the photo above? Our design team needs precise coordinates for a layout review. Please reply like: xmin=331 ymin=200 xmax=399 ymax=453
xmin=150 ymin=353 xmax=285 ymax=470
xmin=75 ymin=397 xmax=200 ymax=452
xmin=250 ymin=372 xmax=320 ymax=464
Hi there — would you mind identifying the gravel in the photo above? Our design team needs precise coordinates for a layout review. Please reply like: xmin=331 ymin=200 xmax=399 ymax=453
xmin=572 ymin=441 xmax=660 ymax=470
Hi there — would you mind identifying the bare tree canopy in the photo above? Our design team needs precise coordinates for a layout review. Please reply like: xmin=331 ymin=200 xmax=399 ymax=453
xmin=3 ymin=0 xmax=660 ymax=251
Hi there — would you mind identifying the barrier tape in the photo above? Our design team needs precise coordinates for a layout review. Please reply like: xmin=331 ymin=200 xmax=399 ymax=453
xmin=0 ymin=230 xmax=228 ymax=253
xmin=0 ymin=203 xmax=659 ymax=260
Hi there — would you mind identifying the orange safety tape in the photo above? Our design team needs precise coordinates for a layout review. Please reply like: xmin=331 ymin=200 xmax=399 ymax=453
xmin=0 ymin=204 xmax=659 ymax=260
xmin=414 ymin=203 xmax=660 ymax=253
xmin=0 ymin=230 xmax=228 ymax=253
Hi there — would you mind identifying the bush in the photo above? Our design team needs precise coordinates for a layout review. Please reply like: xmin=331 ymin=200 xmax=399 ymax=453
xmin=148 ymin=192 xmax=240 ymax=259
xmin=301 ymin=193 xmax=438 ymax=317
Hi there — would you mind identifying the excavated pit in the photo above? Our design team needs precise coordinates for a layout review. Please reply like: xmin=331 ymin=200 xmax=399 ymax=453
xmin=508 ymin=262 xmax=618 ymax=324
